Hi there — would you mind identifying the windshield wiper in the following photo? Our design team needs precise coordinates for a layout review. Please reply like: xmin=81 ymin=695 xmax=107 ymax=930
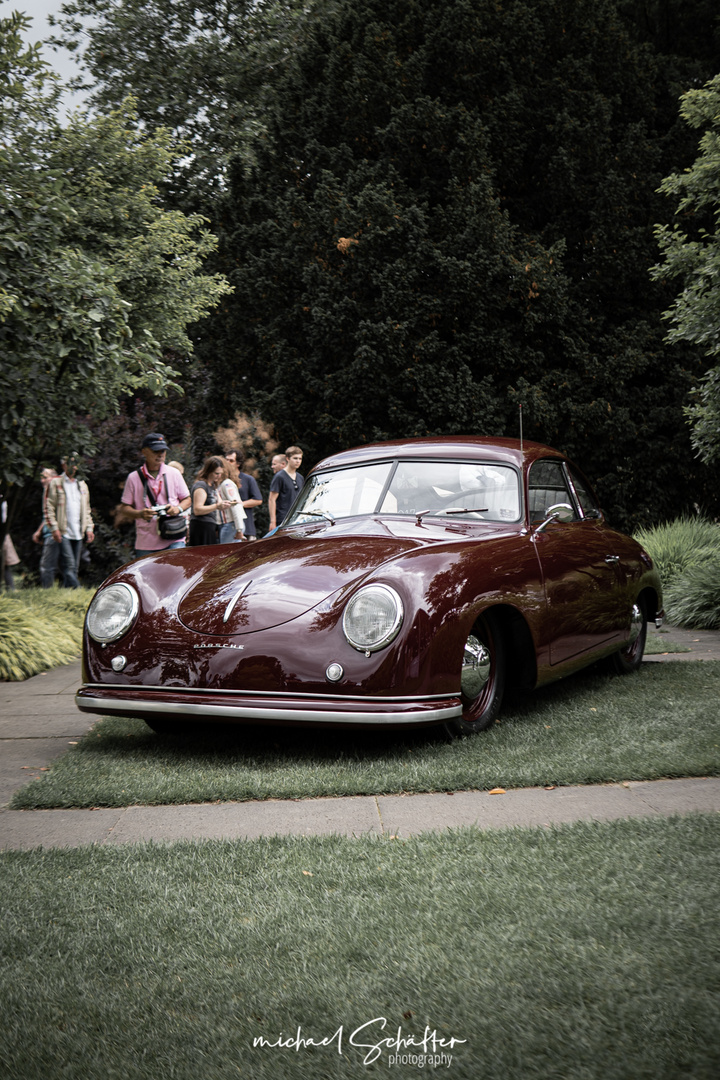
xmin=301 ymin=509 xmax=336 ymax=524
xmin=415 ymin=507 xmax=488 ymax=525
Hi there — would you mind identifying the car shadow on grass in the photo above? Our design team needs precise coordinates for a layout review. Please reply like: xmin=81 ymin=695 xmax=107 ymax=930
xmin=99 ymin=659 xmax=641 ymax=763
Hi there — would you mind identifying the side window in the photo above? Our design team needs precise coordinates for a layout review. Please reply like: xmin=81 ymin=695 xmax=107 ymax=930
xmin=568 ymin=467 xmax=601 ymax=518
xmin=527 ymin=460 xmax=578 ymax=523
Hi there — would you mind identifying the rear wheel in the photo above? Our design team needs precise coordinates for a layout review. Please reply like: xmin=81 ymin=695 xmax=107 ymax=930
xmin=445 ymin=613 xmax=506 ymax=737
xmin=611 ymin=598 xmax=647 ymax=674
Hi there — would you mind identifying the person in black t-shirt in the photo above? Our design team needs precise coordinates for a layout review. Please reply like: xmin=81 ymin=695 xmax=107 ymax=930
xmin=268 ymin=446 xmax=304 ymax=530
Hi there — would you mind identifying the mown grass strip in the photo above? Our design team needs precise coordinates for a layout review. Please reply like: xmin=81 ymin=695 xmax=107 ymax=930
xmin=644 ymin=633 xmax=691 ymax=654
xmin=1 ymin=815 xmax=718 ymax=1079
xmin=0 ymin=588 xmax=92 ymax=681
xmin=12 ymin=662 xmax=720 ymax=809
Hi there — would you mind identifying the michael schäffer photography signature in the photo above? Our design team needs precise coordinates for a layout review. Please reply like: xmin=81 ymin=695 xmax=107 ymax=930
xmin=252 ymin=1015 xmax=466 ymax=1066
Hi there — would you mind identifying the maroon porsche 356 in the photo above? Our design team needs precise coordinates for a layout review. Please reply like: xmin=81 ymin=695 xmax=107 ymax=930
xmin=76 ymin=438 xmax=663 ymax=736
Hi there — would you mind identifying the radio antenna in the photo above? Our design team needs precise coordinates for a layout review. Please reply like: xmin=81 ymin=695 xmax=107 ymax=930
xmin=519 ymin=403 xmax=523 ymax=453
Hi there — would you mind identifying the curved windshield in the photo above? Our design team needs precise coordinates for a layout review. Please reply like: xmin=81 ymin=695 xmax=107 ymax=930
xmin=381 ymin=461 xmax=520 ymax=522
xmin=289 ymin=463 xmax=393 ymax=524
xmin=287 ymin=460 xmax=521 ymax=525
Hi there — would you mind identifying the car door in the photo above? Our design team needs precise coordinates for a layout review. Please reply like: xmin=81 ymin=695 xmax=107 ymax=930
xmin=528 ymin=459 xmax=626 ymax=665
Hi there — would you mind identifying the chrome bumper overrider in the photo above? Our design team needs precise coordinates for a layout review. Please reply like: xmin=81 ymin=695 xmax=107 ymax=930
xmin=76 ymin=684 xmax=462 ymax=726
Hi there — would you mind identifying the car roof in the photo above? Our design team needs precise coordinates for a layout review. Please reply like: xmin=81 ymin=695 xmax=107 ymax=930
xmin=312 ymin=436 xmax=565 ymax=473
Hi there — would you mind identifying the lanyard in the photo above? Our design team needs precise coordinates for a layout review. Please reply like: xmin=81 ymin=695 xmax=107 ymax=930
xmin=141 ymin=464 xmax=164 ymax=503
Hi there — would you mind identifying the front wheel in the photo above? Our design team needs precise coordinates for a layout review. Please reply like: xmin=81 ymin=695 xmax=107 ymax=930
xmin=610 ymin=599 xmax=647 ymax=674
xmin=445 ymin=613 xmax=506 ymax=737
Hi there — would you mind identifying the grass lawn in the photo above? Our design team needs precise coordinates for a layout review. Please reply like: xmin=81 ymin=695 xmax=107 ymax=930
xmin=1 ymin=815 xmax=717 ymax=1080
xmin=12 ymin=661 xmax=720 ymax=809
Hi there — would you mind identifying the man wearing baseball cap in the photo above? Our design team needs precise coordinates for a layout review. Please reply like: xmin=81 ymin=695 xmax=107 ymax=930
xmin=119 ymin=433 xmax=191 ymax=558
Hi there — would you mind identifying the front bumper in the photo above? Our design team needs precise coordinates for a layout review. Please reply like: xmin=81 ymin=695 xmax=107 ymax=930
xmin=76 ymin=684 xmax=462 ymax=727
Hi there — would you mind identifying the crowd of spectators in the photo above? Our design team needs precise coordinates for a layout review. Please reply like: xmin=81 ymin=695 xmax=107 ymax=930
xmin=3 ymin=433 xmax=307 ymax=588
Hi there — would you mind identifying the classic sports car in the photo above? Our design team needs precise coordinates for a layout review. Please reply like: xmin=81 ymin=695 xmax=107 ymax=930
xmin=77 ymin=437 xmax=663 ymax=736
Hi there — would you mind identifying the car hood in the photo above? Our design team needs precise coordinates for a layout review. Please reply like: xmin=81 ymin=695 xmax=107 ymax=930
xmin=176 ymin=528 xmax=424 ymax=636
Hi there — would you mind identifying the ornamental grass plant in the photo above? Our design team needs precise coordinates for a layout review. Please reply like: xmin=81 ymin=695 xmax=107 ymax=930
xmin=634 ymin=515 xmax=720 ymax=628
xmin=0 ymin=588 xmax=92 ymax=681
xmin=663 ymin=551 xmax=720 ymax=630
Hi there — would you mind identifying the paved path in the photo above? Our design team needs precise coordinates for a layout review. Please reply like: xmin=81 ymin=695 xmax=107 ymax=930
xmin=643 ymin=622 xmax=720 ymax=662
xmin=2 ymin=777 xmax=718 ymax=851
xmin=1 ymin=624 xmax=719 ymax=850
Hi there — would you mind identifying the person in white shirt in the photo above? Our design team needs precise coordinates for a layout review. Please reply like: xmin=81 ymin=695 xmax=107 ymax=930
xmin=218 ymin=458 xmax=247 ymax=543
xmin=44 ymin=454 xmax=94 ymax=589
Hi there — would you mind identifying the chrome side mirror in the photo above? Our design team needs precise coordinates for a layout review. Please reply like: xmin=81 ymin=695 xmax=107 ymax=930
xmin=533 ymin=502 xmax=575 ymax=535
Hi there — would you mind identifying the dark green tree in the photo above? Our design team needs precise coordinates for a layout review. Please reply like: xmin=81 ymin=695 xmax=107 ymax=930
xmin=217 ymin=96 xmax=571 ymax=454
xmin=206 ymin=0 xmax=719 ymax=527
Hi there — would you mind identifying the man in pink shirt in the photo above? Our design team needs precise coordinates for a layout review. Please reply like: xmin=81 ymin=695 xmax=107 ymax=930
xmin=120 ymin=433 xmax=191 ymax=557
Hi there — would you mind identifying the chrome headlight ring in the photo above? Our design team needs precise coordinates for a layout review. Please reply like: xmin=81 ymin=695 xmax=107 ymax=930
xmin=86 ymin=583 xmax=139 ymax=644
xmin=342 ymin=584 xmax=404 ymax=653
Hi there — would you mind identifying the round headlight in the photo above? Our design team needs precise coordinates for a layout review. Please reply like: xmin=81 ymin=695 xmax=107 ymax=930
xmin=342 ymin=584 xmax=403 ymax=653
xmin=86 ymin=583 xmax=139 ymax=644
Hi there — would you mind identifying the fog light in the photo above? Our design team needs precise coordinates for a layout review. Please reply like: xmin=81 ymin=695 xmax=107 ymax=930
xmin=111 ymin=655 xmax=127 ymax=672
xmin=326 ymin=662 xmax=344 ymax=682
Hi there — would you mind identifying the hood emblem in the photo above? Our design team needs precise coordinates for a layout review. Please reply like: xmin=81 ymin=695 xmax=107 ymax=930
xmin=223 ymin=580 xmax=251 ymax=623
xmin=193 ymin=643 xmax=244 ymax=651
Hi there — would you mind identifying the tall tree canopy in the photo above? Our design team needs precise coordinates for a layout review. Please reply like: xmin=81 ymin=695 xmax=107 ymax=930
xmin=0 ymin=10 xmax=230 ymax=489
xmin=652 ymin=73 xmax=720 ymax=465
xmin=203 ymin=0 xmax=719 ymax=527
xmin=50 ymin=0 xmax=324 ymax=207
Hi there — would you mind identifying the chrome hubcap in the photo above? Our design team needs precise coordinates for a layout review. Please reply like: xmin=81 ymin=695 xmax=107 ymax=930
xmin=461 ymin=634 xmax=491 ymax=698
xmin=627 ymin=603 xmax=643 ymax=645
